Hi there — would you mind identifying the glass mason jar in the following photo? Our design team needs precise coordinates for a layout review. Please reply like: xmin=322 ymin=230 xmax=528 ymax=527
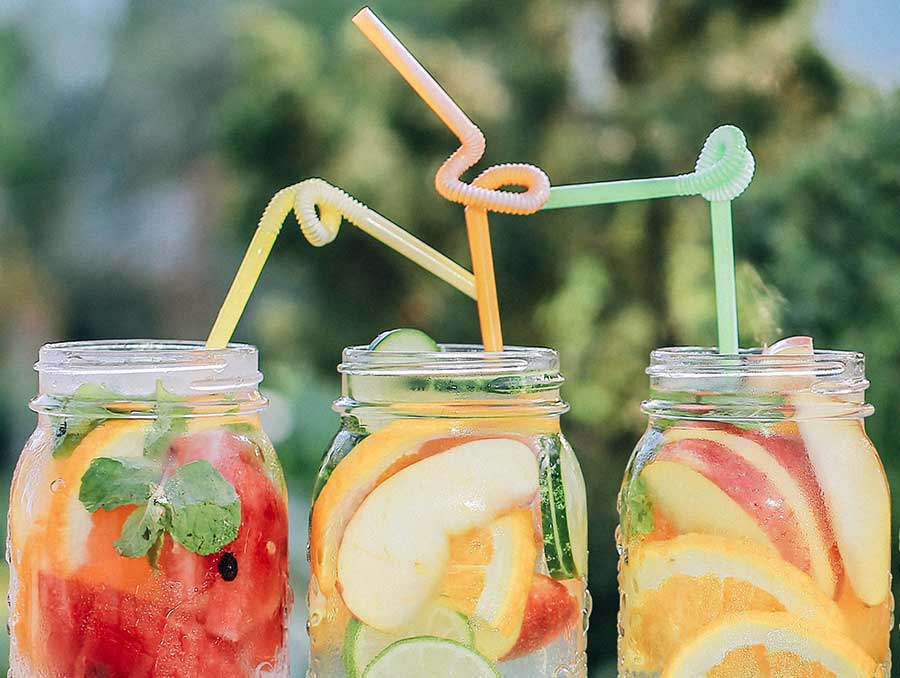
xmin=8 ymin=341 xmax=291 ymax=677
xmin=617 ymin=345 xmax=892 ymax=677
xmin=307 ymin=345 xmax=590 ymax=677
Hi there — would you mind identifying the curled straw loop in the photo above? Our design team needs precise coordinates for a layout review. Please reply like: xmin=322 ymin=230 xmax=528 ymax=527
xmin=461 ymin=164 xmax=542 ymax=351
xmin=205 ymin=178 xmax=476 ymax=349
xmin=289 ymin=180 xmax=475 ymax=301
xmin=352 ymin=7 xmax=550 ymax=217
xmin=293 ymin=178 xmax=377 ymax=246
xmin=435 ymin=128 xmax=551 ymax=215
xmin=676 ymin=124 xmax=756 ymax=202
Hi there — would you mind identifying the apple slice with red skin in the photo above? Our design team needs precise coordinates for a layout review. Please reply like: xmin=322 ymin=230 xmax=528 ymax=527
xmin=719 ymin=423 xmax=843 ymax=589
xmin=764 ymin=337 xmax=891 ymax=605
xmin=793 ymin=393 xmax=890 ymax=605
xmin=501 ymin=574 xmax=579 ymax=661
xmin=663 ymin=423 xmax=840 ymax=597
xmin=650 ymin=439 xmax=809 ymax=569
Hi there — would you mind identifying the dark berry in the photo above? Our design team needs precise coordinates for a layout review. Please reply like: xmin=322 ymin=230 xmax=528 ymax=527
xmin=218 ymin=552 xmax=238 ymax=582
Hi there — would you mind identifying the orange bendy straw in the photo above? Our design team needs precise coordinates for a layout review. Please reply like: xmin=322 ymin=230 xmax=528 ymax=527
xmin=353 ymin=7 xmax=551 ymax=351
xmin=205 ymin=179 xmax=476 ymax=349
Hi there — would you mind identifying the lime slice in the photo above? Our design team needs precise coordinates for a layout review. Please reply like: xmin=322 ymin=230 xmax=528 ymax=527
xmin=539 ymin=434 xmax=588 ymax=579
xmin=368 ymin=329 xmax=438 ymax=352
xmin=362 ymin=637 xmax=499 ymax=678
xmin=344 ymin=606 xmax=473 ymax=678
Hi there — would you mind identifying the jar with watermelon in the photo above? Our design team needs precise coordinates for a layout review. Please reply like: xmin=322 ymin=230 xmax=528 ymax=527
xmin=8 ymin=340 xmax=291 ymax=677
xmin=617 ymin=338 xmax=891 ymax=677
xmin=307 ymin=330 xmax=589 ymax=677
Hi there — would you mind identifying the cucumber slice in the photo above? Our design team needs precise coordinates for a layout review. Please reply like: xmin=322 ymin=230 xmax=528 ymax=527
xmin=539 ymin=434 xmax=588 ymax=579
xmin=560 ymin=435 xmax=588 ymax=577
xmin=368 ymin=329 xmax=438 ymax=352
xmin=344 ymin=606 xmax=473 ymax=678
xmin=362 ymin=637 xmax=498 ymax=678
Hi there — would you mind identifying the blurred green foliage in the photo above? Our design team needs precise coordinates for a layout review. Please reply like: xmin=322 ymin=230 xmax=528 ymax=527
xmin=0 ymin=1 xmax=898 ymax=675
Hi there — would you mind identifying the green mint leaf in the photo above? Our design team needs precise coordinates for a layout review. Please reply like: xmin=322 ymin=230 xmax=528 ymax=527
xmin=153 ymin=380 xmax=185 ymax=403
xmin=78 ymin=457 xmax=161 ymax=512
xmin=52 ymin=418 xmax=96 ymax=459
xmin=224 ymin=421 xmax=258 ymax=436
xmin=146 ymin=530 xmax=165 ymax=569
xmin=624 ymin=476 xmax=654 ymax=537
xmin=114 ymin=501 xmax=165 ymax=558
xmin=143 ymin=414 xmax=188 ymax=459
xmin=51 ymin=384 xmax=126 ymax=460
xmin=72 ymin=383 xmax=122 ymax=403
xmin=143 ymin=381 xmax=191 ymax=459
xmin=162 ymin=460 xmax=241 ymax=556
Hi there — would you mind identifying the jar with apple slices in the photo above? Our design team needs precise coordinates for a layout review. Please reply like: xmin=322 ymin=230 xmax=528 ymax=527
xmin=617 ymin=338 xmax=891 ymax=678
xmin=307 ymin=331 xmax=590 ymax=677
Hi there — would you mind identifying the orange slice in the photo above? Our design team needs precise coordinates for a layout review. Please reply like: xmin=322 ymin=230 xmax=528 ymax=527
xmin=836 ymin=583 xmax=891 ymax=663
xmin=13 ymin=420 xmax=152 ymax=661
xmin=662 ymin=611 xmax=881 ymax=678
xmin=440 ymin=509 xmax=537 ymax=660
xmin=42 ymin=420 xmax=151 ymax=578
xmin=620 ymin=534 xmax=846 ymax=673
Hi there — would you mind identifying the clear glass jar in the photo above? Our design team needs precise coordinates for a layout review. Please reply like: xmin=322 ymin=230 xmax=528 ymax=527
xmin=307 ymin=345 xmax=590 ymax=677
xmin=8 ymin=341 xmax=291 ymax=677
xmin=617 ymin=345 xmax=891 ymax=677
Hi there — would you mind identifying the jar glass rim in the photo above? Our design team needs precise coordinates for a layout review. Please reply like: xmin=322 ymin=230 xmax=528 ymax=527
xmin=36 ymin=339 xmax=257 ymax=374
xmin=339 ymin=344 xmax=560 ymax=378
xmin=643 ymin=345 xmax=871 ymax=421
xmin=647 ymin=345 xmax=866 ymax=383
xmin=33 ymin=339 xmax=263 ymax=401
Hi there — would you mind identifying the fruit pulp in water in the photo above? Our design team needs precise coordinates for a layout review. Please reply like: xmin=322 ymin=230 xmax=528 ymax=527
xmin=7 ymin=412 xmax=291 ymax=677
xmin=307 ymin=415 xmax=589 ymax=677
xmin=618 ymin=415 xmax=891 ymax=677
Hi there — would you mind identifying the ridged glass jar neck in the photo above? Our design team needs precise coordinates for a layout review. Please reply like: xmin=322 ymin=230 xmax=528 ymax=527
xmin=643 ymin=346 xmax=872 ymax=422
xmin=31 ymin=340 xmax=267 ymax=417
xmin=335 ymin=344 xmax=568 ymax=420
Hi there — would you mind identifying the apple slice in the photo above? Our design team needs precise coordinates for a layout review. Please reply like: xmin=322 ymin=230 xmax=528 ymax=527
xmin=764 ymin=337 xmax=891 ymax=605
xmin=751 ymin=335 xmax=816 ymax=392
xmin=642 ymin=459 xmax=773 ymax=550
xmin=793 ymin=391 xmax=890 ymax=605
xmin=501 ymin=574 xmax=579 ymax=661
xmin=337 ymin=439 xmax=539 ymax=632
xmin=311 ymin=419 xmax=491 ymax=595
xmin=663 ymin=427 xmax=838 ymax=597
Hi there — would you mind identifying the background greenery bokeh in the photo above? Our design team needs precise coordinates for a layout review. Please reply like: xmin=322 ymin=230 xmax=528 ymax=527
xmin=1 ymin=1 xmax=899 ymax=675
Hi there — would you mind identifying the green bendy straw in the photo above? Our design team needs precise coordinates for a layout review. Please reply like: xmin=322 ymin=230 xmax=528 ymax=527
xmin=544 ymin=125 xmax=754 ymax=354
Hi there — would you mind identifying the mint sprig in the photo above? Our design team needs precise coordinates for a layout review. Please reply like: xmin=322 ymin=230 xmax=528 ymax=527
xmin=78 ymin=457 xmax=159 ymax=511
xmin=163 ymin=461 xmax=241 ymax=555
xmin=115 ymin=500 xmax=166 ymax=558
xmin=79 ymin=458 xmax=241 ymax=560
xmin=143 ymin=381 xmax=192 ymax=459
xmin=622 ymin=476 xmax=654 ymax=537
xmin=52 ymin=384 xmax=123 ymax=459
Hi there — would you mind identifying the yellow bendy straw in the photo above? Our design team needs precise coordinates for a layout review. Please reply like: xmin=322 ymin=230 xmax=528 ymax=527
xmin=205 ymin=178 xmax=476 ymax=349
xmin=352 ymin=7 xmax=550 ymax=352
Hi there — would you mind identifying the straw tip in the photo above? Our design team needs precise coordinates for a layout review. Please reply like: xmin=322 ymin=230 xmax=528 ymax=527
xmin=352 ymin=6 xmax=374 ymax=23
